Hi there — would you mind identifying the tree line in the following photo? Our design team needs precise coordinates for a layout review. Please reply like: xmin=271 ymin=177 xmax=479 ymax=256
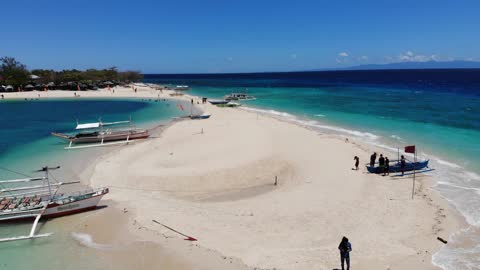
xmin=0 ymin=56 xmax=143 ymax=91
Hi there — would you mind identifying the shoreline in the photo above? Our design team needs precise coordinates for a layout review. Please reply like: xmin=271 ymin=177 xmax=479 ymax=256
xmin=2 ymin=86 xmax=468 ymax=269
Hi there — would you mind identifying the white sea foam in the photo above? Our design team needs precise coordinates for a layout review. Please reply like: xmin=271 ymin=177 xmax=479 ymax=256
xmin=243 ymin=106 xmax=380 ymax=140
xmin=314 ymin=114 xmax=326 ymax=117
xmin=390 ymin=134 xmax=403 ymax=141
xmin=71 ymin=232 xmax=112 ymax=250
xmin=242 ymin=107 xmax=296 ymax=119
xmin=300 ymin=121 xmax=380 ymax=140
xmin=434 ymin=158 xmax=463 ymax=169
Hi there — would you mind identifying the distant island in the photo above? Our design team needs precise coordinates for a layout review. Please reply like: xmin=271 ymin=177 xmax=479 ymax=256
xmin=338 ymin=60 xmax=480 ymax=71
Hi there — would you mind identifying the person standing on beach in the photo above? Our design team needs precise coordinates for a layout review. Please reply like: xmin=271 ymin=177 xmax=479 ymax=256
xmin=378 ymin=154 xmax=385 ymax=173
xmin=384 ymin=156 xmax=390 ymax=176
xmin=370 ymin=152 xmax=377 ymax=167
xmin=338 ymin=236 xmax=352 ymax=270
xmin=401 ymin=155 xmax=406 ymax=176
xmin=353 ymin=156 xmax=359 ymax=170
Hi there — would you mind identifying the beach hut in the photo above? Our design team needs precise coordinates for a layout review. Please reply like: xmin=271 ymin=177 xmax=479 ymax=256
xmin=47 ymin=82 xmax=55 ymax=90
xmin=24 ymin=84 xmax=34 ymax=91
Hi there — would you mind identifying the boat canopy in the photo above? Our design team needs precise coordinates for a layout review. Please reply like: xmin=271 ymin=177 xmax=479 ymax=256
xmin=76 ymin=123 xmax=100 ymax=129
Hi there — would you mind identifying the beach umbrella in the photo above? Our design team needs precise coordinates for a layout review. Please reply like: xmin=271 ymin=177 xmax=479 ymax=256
xmin=6 ymin=85 xmax=13 ymax=91
xmin=25 ymin=84 xmax=34 ymax=90
xmin=29 ymin=74 xmax=40 ymax=80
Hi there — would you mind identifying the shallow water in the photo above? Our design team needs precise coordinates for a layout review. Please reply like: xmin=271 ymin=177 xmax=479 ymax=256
xmin=0 ymin=98 xmax=186 ymax=270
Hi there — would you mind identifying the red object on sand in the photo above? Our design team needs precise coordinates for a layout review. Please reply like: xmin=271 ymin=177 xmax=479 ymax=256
xmin=185 ymin=236 xmax=198 ymax=241
xmin=405 ymin=145 xmax=416 ymax=153
xmin=152 ymin=220 xmax=197 ymax=241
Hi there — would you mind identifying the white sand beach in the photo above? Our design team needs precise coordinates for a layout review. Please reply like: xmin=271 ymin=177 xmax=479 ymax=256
xmin=1 ymin=86 xmax=466 ymax=269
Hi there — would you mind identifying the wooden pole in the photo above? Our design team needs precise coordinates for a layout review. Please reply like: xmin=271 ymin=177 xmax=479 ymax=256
xmin=412 ymin=150 xmax=416 ymax=200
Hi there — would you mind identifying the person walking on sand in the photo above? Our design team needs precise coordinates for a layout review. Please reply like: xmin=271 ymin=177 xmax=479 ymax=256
xmin=384 ymin=156 xmax=390 ymax=176
xmin=353 ymin=156 xmax=359 ymax=170
xmin=401 ymin=155 xmax=406 ymax=176
xmin=338 ymin=236 xmax=352 ymax=270
xmin=370 ymin=152 xmax=377 ymax=168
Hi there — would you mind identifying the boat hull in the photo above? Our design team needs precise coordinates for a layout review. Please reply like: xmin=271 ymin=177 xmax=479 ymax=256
xmin=0 ymin=189 xmax=108 ymax=222
xmin=43 ymin=193 xmax=105 ymax=218
xmin=208 ymin=100 xmax=229 ymax=105
xmin=53 ymin=130 xmax=149 ymax=144
xmin=366 ymin=160 xmax=429 ymax=174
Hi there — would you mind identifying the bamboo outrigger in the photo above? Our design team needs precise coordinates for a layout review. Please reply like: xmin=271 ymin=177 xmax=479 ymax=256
xmin=52 ymin=118 xmax=149 ymax=149
xmin=0 ymin=166 xmax=108 ymax=243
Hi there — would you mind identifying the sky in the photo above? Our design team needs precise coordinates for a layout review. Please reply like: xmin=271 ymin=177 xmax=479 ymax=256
xmin=1 ymin=0 xmax=479 ymax=73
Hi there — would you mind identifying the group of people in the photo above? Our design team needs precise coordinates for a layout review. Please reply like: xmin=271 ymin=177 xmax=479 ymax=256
xmin=370 ymin=152 xmax=390 ymax=176
xmin=368 ymin=152 xmax=408 ymax=175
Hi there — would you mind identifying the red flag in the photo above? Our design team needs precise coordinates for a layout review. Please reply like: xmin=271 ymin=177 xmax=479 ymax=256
xmin=405 ymin=145 xmax=416 ymax=153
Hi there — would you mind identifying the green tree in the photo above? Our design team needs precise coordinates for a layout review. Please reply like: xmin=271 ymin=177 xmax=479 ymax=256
xmin=0 ymin=57 xmax=30 ymax=86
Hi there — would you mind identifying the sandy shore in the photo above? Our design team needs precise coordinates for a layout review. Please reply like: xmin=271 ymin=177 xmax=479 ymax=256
xmin=1 ymin=86 xmax=466 ymax=269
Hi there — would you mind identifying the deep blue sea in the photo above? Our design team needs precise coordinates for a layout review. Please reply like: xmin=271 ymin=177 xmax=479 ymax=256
xmin=0 ymin=98 xmax=185 ymax=270
xmin=145 ymin=69 xmax=480 ymax=270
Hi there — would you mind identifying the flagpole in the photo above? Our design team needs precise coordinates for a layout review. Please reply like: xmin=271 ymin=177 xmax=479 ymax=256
xmin=412 ymin=148 xmax=416 ymax=200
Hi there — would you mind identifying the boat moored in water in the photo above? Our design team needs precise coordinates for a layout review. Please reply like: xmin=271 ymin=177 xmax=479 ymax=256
xmin=224 ymin=92 xmax=256 ymax=101
xmin=174 ymin=85 xmax=190 ymax=91
xmin=52 ymin=119 xmax=149 ymax=149
xmin=208 ymin=99 xmax=230 ymax=105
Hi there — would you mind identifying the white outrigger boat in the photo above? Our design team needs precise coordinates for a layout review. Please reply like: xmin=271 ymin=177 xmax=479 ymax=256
xmin=52 ymin=118 xmax=149 ymax=150
xmin=224 ymin=90 xmax=256 ymax=101
xmin=0 ymin=166 xmax=109 ymax=243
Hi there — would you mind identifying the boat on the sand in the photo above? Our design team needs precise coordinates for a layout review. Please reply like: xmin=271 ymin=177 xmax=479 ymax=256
xmin=366 ymin=159 xmax=429 ymax=174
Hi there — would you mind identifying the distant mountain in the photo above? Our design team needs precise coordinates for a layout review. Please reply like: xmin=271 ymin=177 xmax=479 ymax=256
xmin=340 ymin=60 xmax=480 ymax=70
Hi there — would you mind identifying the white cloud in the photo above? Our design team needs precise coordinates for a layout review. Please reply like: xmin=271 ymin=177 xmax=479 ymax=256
xmin=338 ymin=52 xmax=349 ymax=57
xmin=357 ymin=55 xmax=368 ymax=61
xmin=397 ymin=51 xmax=439 ymax=62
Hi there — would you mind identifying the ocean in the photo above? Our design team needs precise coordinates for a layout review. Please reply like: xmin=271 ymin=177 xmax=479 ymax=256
xmin=0 ymin=98 xmax=186 ymax=270
xmin=145 ymin=69 xmax=480 ymax=270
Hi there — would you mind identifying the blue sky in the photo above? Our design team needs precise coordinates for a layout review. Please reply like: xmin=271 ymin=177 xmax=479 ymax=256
xmin=1 ymin=0 xmax=479 ymax=73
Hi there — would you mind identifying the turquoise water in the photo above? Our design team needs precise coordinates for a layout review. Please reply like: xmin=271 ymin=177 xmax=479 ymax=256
xmin=0 ymin=98 xmax=186 ymax=270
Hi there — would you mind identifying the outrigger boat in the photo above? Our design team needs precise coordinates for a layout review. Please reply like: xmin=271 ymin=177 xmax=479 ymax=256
xmin=190 ymin=113 xmax=211 ymax=120
xmin=174 ymin=85 xmax=190 ymax=91
xmin=366 ymin=159 xmax=429 ymax=174
xmin=224 ymin=92 xmax=256 ymax=101
xmin=0 ymin=166 xmax=108 ymax=243
xmin=208 ymin=99 xmax=230 ymax=105
xmin=52 ymin=119 xmax=149 ymax=149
